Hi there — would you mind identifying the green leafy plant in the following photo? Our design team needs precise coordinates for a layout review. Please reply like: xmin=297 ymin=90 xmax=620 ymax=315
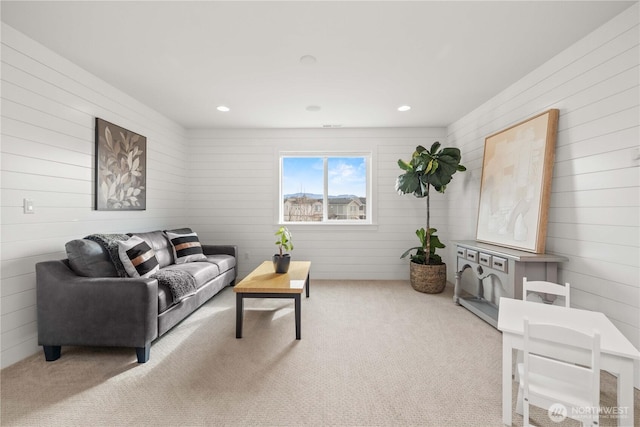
xmin=396 ymin=142 xmax=466 ymax=265
xmin=274 ymin=226 xmax=294 ymax=257
xmin=401 ymin=227 xmax=445 ymax=265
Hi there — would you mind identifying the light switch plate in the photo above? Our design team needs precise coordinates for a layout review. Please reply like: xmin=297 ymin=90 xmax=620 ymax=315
xmin=23 ymin=198 xmax=35 ymax=214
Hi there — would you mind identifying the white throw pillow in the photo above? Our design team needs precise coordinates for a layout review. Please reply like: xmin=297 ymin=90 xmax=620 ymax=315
xmin=117 ymin=235 xmax=160 ymax=277
xmin=165 ymin=231 xmax=207 ymax=264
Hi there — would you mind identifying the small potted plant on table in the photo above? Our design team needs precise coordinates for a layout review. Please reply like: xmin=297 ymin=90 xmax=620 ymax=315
xmin=273 ymin=226 xmax=293 ymax=273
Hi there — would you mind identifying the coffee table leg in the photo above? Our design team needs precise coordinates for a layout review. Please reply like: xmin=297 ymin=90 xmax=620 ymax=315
xmin=236 ymin=293 xmax=244 ymax=339
xmin=305 ymin=273 xmax=310 ymax=298
xmin=295 ymin=294 xmax=301 ymax=340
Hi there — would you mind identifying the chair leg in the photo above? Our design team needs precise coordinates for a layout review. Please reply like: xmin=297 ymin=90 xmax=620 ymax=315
xmin=515 ymin=363 xmax=524 ymax=415
xmin=514 ymin=350 xmax=523 ymax=381
xmin=523 ymin=397 xmax=529 ymax=427
xmin=516 ymin=384 xmax=524 ymax=415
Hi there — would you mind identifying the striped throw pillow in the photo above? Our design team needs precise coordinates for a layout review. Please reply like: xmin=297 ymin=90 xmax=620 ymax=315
xmin=117 ymin=236 xmax=160 ymax=278
xmin=165 ymin=231 xmax=207 ymax=264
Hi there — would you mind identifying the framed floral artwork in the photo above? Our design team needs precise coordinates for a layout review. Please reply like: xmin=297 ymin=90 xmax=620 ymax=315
xmin=476 ymin=109 xmax=559 ymax=253
xmin=95 ymin=118 xmax=146 ymax=210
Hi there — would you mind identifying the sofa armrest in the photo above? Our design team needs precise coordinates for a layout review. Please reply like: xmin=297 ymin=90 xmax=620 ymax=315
xmin=202 ymin=244 xmax=238 ymax=259
xmin=36 ymin=260 xmax=159 ymax=349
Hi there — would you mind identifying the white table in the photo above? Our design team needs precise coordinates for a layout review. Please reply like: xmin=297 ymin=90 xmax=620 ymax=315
xmin=497 ymin=297 xmax=639 ymax=426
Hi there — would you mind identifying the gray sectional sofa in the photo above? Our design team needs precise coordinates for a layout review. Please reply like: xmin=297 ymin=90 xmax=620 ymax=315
xmin=35 ymin=228 xmax=237 ymax=363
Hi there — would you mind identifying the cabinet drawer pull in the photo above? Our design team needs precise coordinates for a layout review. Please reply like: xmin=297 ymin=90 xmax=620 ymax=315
xmin=479 ymin=253 xmax=492 ymax=266
xmin=492 ymin=256 xmax=507 ymax=272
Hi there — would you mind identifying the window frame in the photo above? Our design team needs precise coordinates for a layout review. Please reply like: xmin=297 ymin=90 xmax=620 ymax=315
xmin=278 ymin=151 xmax=373 ymax=225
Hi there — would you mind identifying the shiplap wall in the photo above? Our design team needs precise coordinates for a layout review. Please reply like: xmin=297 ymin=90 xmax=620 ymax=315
xmin=446 ymin=4 xmax=640 ymax=384
xmin=0 ymin=23 xmax=189 ymax=368
xmin=186 ymin=127 xmax=450 ymax=280
xmin=2 ymin=4 xmax=638 ymax=377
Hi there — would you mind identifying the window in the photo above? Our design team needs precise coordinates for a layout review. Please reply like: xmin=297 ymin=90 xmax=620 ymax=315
xmin=280 ymin=153 xmax=371 ymax=224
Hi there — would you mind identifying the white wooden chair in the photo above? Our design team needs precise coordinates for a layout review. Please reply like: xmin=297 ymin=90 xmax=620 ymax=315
xmin=523 ymin=277 xmax=570 ymax=307
xmin=516 ymin=319 xmax=601 ymax=427
xmin=516 ymin=278 xmax=572 ymax=381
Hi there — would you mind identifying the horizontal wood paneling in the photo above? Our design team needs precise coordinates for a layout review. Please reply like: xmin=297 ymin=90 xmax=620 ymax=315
xmin=2 ymin=6 xmax=638 ymax=385
xmin=186 ymin=128 xmax=447 ymax=280
xmin=0 ymin=23 xmax=189 ymax=368
xmin=446 ymin=4 xmax=640 ymax=384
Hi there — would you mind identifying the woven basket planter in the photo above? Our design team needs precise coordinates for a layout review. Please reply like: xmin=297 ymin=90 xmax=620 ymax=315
xmin=409 ymin=261 xmax=447 ymax=294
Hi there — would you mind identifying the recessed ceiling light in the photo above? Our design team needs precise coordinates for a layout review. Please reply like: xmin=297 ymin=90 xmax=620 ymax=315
xmin=216 ymin=105 xmax=230 ymax=112
xmin=398 ymin=105 xmax=411 ymax=112
xmin=306 ymin=105 xmax=321 ymax=112
xmin=300 ymin=55 xmax=317 ymax=65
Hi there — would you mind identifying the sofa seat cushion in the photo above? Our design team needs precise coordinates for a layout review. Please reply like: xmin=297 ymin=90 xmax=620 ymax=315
xmin=205 ymin=254 xmax=236 ymax=273
xmin=162 ymin=262 xmax=220 ymax=289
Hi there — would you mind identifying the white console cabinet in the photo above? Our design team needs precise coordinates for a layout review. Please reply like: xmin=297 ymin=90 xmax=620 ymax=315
xmin=453 ymin=241 xmax=567 ymax=328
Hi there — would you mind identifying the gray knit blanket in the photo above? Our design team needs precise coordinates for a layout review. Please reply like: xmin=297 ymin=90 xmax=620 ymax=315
xmin=153 ymin=269 xmax=197 ymax=303
xmin=85 ymin=233 xmax=197 ymax=303
xmin=85 ymin=233 xmax=130 ymax=277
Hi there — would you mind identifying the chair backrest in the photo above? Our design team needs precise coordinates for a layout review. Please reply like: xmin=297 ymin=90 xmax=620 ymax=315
xmin=522 ymin=277 xmax=570 ymax=307
xmin=522 ymin=319 xmax=601 ymax=412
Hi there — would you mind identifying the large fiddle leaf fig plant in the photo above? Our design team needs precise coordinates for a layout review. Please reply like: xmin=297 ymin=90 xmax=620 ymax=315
xmin=396 ymin=142 xmax=466 ymax=265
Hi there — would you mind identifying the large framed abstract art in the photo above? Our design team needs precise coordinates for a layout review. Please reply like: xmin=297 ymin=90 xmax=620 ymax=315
xmin=476 ymin=109 xmax=559 ymax=253
xmin=95 ymin=118 xmax=147 ymax=210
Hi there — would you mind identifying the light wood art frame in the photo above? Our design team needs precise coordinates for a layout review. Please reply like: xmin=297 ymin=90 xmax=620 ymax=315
xmin=476 ymin=109 xmax=559 ymax=253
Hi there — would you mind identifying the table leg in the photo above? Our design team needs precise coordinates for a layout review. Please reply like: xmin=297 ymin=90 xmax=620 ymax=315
xmin=305 ymin=272 xmax=310 ymax=298
xmin=502 ymin=334 xmax=513 ymax=426
xmin=295 ymin=294 xmax=301 ymax=340
xmin=617 ymin=361 xmax=634 ymax=427
xmin=236 ymin=293 xmax=244 ymax=339
xmin=454 ymin=270 xmax=461 ymax=304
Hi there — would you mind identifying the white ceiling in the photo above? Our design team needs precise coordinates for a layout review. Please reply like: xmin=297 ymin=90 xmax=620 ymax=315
xmin=1 ymin=1 xmax=635 ymax=129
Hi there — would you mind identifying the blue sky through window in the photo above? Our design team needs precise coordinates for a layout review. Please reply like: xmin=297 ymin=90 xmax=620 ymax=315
xmin=282 ymin=157 xmax=323 ymax=195
xmin=282 ymin=157 xmax=366 ymax=197
xmin=328 ymin=157 xmax=366 ymax=197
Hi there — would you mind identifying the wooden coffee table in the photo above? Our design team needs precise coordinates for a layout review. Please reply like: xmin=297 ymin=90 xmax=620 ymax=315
xmin=234 ymin=261 xmax=310 ymax=340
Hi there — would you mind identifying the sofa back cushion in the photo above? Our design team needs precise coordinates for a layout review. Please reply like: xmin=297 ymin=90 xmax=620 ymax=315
xmin=65 ymin=239 xmax=118 ymax=277
xmin=129 ymin=231 xmax=174 ymax=268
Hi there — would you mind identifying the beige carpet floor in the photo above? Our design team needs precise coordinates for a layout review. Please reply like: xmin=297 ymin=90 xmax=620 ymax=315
xmin=1 ymin=280 xmax=637 ymax=426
